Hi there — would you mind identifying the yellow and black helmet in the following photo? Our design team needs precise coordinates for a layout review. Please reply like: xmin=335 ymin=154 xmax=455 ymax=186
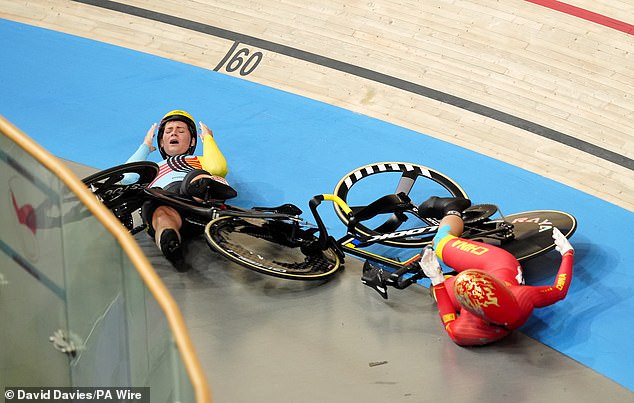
xmin=157 ymin=110 xmax=197 ymax=159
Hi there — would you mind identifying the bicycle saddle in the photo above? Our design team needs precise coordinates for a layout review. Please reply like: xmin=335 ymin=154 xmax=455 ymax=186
xmin=347 ymin=192 xmax=414 ymax=230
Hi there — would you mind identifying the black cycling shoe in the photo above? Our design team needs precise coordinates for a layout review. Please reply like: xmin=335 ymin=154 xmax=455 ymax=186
xmin=159 ymin=229 xmax=189 ymax=272
xmin=418 ymin=196 xmax=471 ymax=219
xmin=186 ymin=177 xmax=237 ymax=202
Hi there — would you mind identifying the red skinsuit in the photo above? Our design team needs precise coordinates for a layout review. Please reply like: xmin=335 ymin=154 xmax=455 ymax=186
xmin=432 ymin=235 xmax=574 ymax=346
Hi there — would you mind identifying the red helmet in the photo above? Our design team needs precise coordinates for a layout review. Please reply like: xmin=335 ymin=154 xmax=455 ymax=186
xmin=157 ymin=110 xmax=197 ymax=159
xmin=453 ymin=269 xmax=522 ymax=327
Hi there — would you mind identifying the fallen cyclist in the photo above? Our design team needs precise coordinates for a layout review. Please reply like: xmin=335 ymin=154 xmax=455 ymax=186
xmin=125 ymin=109 xmax=237 ymax=270
xmin=418 ymin=196 xmax=574 ymax=346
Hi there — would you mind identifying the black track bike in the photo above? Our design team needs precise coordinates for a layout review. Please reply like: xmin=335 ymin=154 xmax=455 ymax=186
xmin=82 ymin=161 xmax=343 ymax=280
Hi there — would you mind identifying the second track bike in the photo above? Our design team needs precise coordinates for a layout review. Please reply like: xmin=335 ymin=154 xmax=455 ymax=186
xmin=308 ymin=162 xmax=577 ymax=297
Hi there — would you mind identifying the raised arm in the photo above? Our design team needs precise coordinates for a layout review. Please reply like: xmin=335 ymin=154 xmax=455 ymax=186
xmin=121 ymin=123 xmax=158 ymax=184
xmin=198 ymin=121 xmax=228 ymax=177
xmin=420 ymin=247 xmax=461 ymax=338
xmin=125 ymin=123 xmax=157 ymax=163
xmin=527 ymin=227 xmax=574 ymax=308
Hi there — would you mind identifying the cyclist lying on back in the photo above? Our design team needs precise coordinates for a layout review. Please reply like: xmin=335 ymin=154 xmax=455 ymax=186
xmin=417 ymin=196 xmax=574 ymax=346
xmin=125 ymin=110 xmax=237 ymax=271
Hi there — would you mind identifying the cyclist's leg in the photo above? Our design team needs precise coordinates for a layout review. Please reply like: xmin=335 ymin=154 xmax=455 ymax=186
xmin=430 ymin=207 xmax=498 ymax=276
xmin=152 ymin=206 xmax=185 ymax=263
xmin=432 ymin=215 xmax=465 ymax=264
xmin=141 ymin=189 xmax=187 ymax=270
xmin=152 ymin=206 xmax=183 ymax=240
xmin=141 ymin=182 xmax=181 ymax=236
xmin=433 ymin=215 xmax=464 ymax=247
xmin=434 ymin=216 xmax=521 ymax=283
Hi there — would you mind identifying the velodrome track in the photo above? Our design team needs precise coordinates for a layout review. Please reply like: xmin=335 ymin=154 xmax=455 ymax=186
xmin=1 ymin=1 xmax=633 ymax=401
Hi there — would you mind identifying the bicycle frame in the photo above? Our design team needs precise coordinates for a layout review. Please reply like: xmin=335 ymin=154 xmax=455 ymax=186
xmin=306 ymin=193 xmax=520 ymax=297
xmin=148 ymin=190 xmax=432 ymax=276
xmin=308 ymin=193 xmax=509 ymax=266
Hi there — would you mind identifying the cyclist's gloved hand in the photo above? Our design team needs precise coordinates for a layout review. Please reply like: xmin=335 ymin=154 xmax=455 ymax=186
xmin=143 ymin=123 xmax=158 ymax=152
xmin=552 ymin=227 xmax=573 ymax=255
xmin=420 ymin=246 xmax=445 ymax=286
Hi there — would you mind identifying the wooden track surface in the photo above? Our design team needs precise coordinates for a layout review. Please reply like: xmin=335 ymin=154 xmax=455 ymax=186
xmin=2 ymin=0 xmax=633 ymax=211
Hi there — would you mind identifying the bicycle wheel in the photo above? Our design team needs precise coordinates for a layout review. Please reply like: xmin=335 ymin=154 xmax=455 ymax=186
xmin=333 ymin=162 xmax=468 ymax=248
xmin=483 ymin=210 xmax=577 ymax=262
xmin=83 ymin=161 xmax=158 ymax=207
xmin=205 ymin=216 xmax=342 ymax=280
xmin=83 ymin=161 xmax=158 ymax=232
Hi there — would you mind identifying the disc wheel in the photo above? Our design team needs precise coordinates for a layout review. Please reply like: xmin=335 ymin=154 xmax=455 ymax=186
xmin=493 ymin=210 xmax=577 ymax=262
xmin=205 ymin=216 xmax=342 ymax=280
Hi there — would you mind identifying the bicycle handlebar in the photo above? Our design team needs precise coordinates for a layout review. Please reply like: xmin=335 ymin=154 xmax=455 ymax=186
xmin=308 ymin=194 xmax=342 ymax=250
xmin=307 ymin=192 xmax=421 ymax=254
xmin=309 ymin=194 xmax=352 ymax=214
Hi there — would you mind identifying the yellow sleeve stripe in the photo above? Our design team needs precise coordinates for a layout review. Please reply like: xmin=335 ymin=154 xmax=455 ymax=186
xmin=442 ymin=313 xmax=456 ymax=324
xmin=435 ymin=234 xmax=456 ymax=258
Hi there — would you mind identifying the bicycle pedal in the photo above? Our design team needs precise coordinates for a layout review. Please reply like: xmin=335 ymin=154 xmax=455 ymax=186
xmin=361 ymin=261 xmax=389 ymax=299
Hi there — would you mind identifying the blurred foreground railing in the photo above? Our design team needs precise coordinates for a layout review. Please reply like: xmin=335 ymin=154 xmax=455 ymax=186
xmin=0 ymin=116 xmax=211 ymax=403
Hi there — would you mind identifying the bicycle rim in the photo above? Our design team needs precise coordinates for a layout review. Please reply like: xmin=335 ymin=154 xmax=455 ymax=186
xmin=204 ymin=216 xmax=342 ymax=280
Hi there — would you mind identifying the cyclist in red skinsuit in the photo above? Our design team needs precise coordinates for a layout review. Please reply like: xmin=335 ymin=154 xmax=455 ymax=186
xmin=418 ymin=197 xmax=574 ymax=346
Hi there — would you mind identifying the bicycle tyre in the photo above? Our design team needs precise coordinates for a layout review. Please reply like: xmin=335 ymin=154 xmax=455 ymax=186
xmin=205 ymin=216 xmax=342 ymax=280
xmin=83 ymin=162 xmax=158 ymax=232
xmin=82 ymin=161 xmax=158 ymax=207
xmin=333 ymin=162 xmax=468 ymax=248
xmin=483 ymin=210 xmax=577 ymax=262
